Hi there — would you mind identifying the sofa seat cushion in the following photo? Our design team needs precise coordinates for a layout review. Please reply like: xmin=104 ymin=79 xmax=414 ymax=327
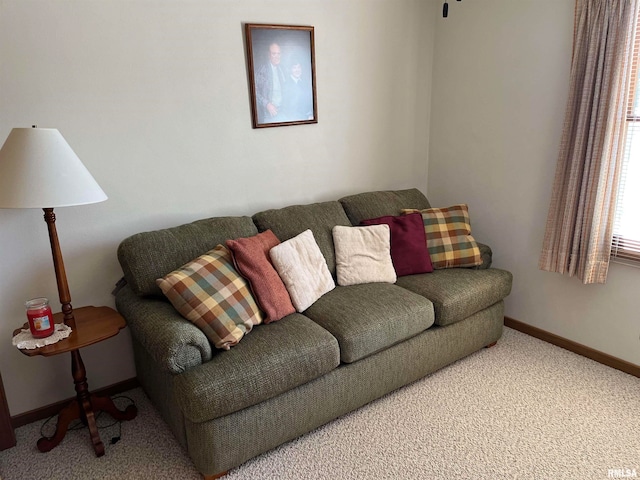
xmin=395 ymin=268 xmax=513 ymax=326
xmin=174 ymin=313 xmax=340 ymax=423
xmin=304 ymin=283 xmax=434 ymax=363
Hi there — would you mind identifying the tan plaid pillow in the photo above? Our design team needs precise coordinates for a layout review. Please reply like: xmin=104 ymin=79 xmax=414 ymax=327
xmin=402 ymin=204 xmax=482 ymax=269
xmin=156 ymin=244 xmax=263 ymax=350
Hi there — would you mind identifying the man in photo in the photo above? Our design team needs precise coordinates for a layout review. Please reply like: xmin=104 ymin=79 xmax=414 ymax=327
xmin=255 ymin=42 xmax=287 ymax=123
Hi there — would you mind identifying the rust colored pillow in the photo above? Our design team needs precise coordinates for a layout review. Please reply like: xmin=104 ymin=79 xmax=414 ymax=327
xmin=226 ymin=230 xmax=295 ymax=323
xmin=361 ymin=212 xmax=433 ymax=276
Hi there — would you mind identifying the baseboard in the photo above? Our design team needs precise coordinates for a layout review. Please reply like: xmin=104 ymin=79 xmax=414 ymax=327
xmin=10 ymin=377 xmax=139 ymax=429
xmin=504 ymin=317 xmax=640 ymax=378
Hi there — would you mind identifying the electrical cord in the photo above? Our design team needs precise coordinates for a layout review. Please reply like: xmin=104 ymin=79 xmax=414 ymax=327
xmin=39 ymin=395 xmax=136 ymax=446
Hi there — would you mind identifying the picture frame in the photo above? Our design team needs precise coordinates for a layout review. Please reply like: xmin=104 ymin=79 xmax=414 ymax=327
xmin=245 ymin=24 xmax=317 ymax=128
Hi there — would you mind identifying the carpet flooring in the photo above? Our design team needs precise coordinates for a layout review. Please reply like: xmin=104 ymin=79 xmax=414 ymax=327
xmin=1 ymin=327 xmax=638 ymax=480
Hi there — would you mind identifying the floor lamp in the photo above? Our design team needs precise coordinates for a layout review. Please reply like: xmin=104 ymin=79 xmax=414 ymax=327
xmin=0 ymin=126 xmax=107 ymax=329
xmin=1 ymin=125 xmax=140 ymax=457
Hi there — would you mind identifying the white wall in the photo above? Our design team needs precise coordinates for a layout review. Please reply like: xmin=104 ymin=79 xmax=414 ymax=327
xmin=0 ymin=0 xmax=437 ymax=415
xmin=429 ymin=0 xmax=640 ymax=366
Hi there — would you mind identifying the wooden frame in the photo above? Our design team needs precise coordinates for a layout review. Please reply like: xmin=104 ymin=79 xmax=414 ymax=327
xmin=245 ymin=23 xmax=317 ymax=128
xmin=0 ymin=370 xmax=16 ymax=451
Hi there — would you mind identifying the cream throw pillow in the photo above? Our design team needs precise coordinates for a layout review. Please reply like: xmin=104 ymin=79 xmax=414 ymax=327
xmin=333 ymin=225 xmax=397 ymax=286
xmin=269 ymin=229 xmax=335 ymax=312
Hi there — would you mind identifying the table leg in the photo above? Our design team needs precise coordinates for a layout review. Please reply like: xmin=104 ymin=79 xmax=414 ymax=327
xmin=90 ymin=394 xmax=137 ymax=421
xmin=72 ymin=349 xmax=105 ymax=456
xmin=37 ymin=348 xmax=136 ymax=456
xmin=36 ymin=397 xmax=81 ymax=453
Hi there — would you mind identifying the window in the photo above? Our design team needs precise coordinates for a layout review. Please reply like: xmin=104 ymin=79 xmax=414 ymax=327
xmin=612 ymin=9 xmax=640 ymax=264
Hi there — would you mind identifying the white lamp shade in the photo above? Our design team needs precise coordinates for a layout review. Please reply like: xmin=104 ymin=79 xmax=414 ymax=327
xmin=0 ymin=127 xmax=107 ymax=208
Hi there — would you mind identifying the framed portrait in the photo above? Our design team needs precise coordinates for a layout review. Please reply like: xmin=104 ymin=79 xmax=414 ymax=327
xmin=245 ymin=24 xmax=317 ymax=128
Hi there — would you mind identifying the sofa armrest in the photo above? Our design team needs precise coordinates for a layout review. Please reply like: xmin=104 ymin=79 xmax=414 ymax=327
xmin=475 ymin=242 xmax=493 ymax=269
xmin=115 ymin=285 xmax=213 ymax=374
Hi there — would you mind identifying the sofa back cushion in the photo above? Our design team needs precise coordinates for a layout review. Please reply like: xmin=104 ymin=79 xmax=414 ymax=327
xmin=338 ymin=188 xmax=431 ymax=226
xmin=118 ymin=216 xmax=259 ymax=297
xmin=252 ymin=201 xmax=351 ymax=276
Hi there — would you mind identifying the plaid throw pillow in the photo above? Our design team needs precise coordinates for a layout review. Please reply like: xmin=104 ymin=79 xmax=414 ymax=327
xmin=401 ymin=204 xmax=482 ymax=269
xmin=156 ymin=244 xmax=263 ymax=350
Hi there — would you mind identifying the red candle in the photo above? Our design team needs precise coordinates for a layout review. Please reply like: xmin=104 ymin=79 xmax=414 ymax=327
xmin=25 ymin=297 xmax=55 ymax=338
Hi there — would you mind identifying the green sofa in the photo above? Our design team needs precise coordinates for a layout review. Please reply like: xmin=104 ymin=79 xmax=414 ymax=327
xmin=115 ymin=188 xmax=512 ymax=478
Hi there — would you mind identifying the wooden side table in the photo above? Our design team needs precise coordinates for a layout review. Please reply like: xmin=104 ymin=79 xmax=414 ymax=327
xmin=13 ymin=306 xmax=137 ymax=456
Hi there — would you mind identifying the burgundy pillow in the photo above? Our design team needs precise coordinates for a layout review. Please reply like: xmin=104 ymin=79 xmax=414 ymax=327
xmin=226 ymin=230 xmax=295 ymax=323
xmin=361 ymin=213 xmax=433 ymax=276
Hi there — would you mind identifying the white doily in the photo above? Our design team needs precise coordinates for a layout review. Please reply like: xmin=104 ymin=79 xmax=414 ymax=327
xmin=12 ymin=323 xmax=72 ymax=350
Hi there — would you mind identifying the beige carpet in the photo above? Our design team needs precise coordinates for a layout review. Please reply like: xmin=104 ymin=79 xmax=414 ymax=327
xmin=1 ymin=327 xmax=638 ymax=480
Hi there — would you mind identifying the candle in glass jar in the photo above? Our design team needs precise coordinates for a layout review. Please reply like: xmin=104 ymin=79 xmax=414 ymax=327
xmin=25 ymin=297 xmax=55 ymax=338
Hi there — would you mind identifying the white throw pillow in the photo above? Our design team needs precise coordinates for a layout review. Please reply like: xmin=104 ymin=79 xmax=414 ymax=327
xmin=269 ymin=229 xmax=335 ymax=312
xmin=333 ymin=224 xmax=397 ymax=286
